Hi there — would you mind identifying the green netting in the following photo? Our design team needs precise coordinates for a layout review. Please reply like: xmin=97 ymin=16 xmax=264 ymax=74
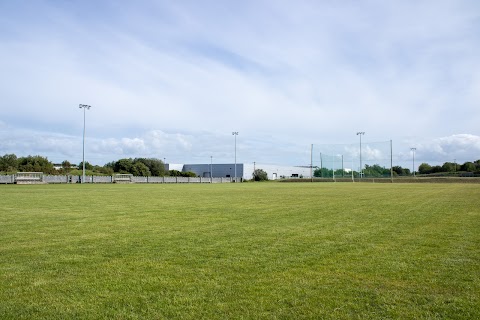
xmin=312 ymin=141 xmax=392 ymax=179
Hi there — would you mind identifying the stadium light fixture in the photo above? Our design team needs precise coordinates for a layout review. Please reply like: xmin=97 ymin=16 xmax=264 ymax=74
xmin=411 ymin=147 xmax=416 ymax=177
xmin=232 ymin=132 xmax=238 ymax=182
xmin=356 ymin=132 xmax=365 ymax=178
xmin=79 ymin=104 xmax=91 ymax=184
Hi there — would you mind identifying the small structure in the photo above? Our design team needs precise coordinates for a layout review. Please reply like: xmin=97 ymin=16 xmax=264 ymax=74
xmin=15 ymin=172 xmax=45 ymax=184
xmin=114 ymin=174 xmax=133 ymax=183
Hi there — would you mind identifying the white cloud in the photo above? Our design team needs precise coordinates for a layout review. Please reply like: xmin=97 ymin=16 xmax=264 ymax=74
xmin=0 ymin=1 xmax=479 ymax=166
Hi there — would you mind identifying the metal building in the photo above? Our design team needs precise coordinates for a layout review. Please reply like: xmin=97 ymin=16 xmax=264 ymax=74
xmin=180 ymin=163 xmax=312 ymax=180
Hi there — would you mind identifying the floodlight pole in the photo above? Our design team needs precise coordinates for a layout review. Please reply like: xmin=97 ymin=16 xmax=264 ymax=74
xmin=357 ymin=132 xmax=365 ymax=178
xmin=232 ymin=132 xmax=238 ymax=182
xmin=320 ymin=153 xmax=323 ymax=178
xmin=210 ymin=156 xmax=213 ymax=182
xmin=310 ymin=144 xmax=314 ymax=181
xmin=390 ymin=140 xmax=393 ymax=183
xmin=79 ymin=104 xmax=91 ymax=184
xmin=332 ymin=155 xmax=335 ymax=181
xmin=411 ymin=147 xmax=416 ymax=177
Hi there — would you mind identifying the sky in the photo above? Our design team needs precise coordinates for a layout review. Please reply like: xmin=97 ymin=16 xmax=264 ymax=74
xmin=1 ymin=0 xmax=479 ymax=169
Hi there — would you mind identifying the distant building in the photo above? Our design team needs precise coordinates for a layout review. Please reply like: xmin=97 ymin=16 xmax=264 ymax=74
xmin=53 ymin=163 xmax=78 ymax=170
xmin=177 ymin=163 xmax=312 ymax=180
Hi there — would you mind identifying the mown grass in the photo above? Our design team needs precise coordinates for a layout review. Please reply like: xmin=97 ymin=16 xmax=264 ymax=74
xmin=0 ymin=183 xmax=479 ymax=319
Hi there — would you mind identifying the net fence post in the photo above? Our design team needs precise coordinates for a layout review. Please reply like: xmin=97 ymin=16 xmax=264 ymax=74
xmin=390 ymin=139 xmax=393 ymax=183
xmin=310 ymin=144 xmax=313 ymax=182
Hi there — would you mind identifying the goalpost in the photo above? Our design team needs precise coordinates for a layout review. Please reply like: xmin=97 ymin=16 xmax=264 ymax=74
xmin=311 ymin=140 xmax=393 ymax=181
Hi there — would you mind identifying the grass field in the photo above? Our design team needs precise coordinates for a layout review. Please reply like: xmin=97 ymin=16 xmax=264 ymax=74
xmin=1 ymin=183 xmax=479 ymax=319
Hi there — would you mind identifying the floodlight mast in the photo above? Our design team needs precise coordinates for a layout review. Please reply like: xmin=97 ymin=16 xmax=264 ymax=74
xmin=79 ymin=104 xmax=91 ymax=184
xmin=411 ymin=147 xmax=416 ymax=177
xmin=356 ymin=132 xmax=365 ymax=178
xmin=232 ymin=132 xmax=238 ymax=182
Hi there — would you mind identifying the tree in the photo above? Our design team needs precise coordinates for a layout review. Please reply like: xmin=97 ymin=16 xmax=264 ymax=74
xmin=104 ymin=161 xmax=115 ymax=171
xmin=461 ymin=162 xmax=476 ymax=172
xmin=114 ymin=158 xmax=133 ymax=173
xmin=131 ymin=162 xmax=151 ymax=176
xmin=181 ymin=171 xmax=197 ymax=177
xmin=442 ymin=162 xmax=456 ymax=172
xmin=62 ymin=160 xmax=71 ymax=168
xmin=61 ymin=160 xmax=72 ymax=173
xmin=168 ymin=170 xmax=196 ymax=177
xmin=168 ymin=169 xmax=182 ymax=177
xmin=17 ymin=155 xmax=55 ymax=174
xmin=134 ymin=158 xmax=165 ymax=176
xmin=475 ymin=160 xmax=480 ymax=172
xmin=252 ymin=169 xmax=268 ymax=181
xmin=418 ymin=163 xmax=432 ymax=174
xmin=96 ymin=165 xmax=114 ymax=175
xmin=363 ymin=164 xmax=390 ymax=177
xmin=79 ymin=161 xmax=94 ymax=170
xmin=0 ymin=154 xmax=18 ymax=172
xmin=430 ymin=165 xmax=442 ymax=173
xmin=392 ymin=166 xmax=403 ymax=175
xmin=313 ymin=167 xmax=332 ymax=177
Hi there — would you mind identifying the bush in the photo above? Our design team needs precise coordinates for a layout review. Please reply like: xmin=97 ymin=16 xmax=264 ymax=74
xmin=252 ymin=169 xmax=268 ymax=181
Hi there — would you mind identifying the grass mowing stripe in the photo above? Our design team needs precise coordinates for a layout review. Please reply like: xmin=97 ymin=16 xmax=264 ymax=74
xmin=0 ymin=183 xmax=479 ymax=319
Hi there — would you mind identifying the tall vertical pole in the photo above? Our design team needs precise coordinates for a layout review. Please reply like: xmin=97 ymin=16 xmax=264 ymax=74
xmin=390 ymin=140 xmax=393 ymax=182
xmin=332 ymin=155 xmax=335 ymax=181
xmin=320 ymin=153 xmax=323 ymax=178
xmin=357 ymin=132 xmax=365 ymax=178
xmin=310 ymin=144 xmax=313 ymax=181
xmin=351 ymin=159 xmax=355 ymax=182
xmin=210 ymin=156 xmax=213 ymax=182
xmin=232 ymin=132 xmax=238 ymax=182
xmin=82 ymin=107 xmax=86 ymax=183
xmin=342 ymin=155 xmax=344 ymax=177
xmin=79 ymin=104 xmax=91 ymax=184
xmin=411 ymin=147 xmax=416 ymax=177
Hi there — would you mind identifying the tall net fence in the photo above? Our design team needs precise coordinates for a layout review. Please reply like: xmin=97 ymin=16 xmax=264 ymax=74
xmin=312 ymin=141 xmax=392 ymax=179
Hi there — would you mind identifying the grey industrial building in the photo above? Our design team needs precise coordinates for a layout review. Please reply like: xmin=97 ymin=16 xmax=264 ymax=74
xmin=167 ymin=163 xmax=312 ymax=180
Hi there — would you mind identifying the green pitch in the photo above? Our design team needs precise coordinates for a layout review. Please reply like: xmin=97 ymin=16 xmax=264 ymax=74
xmin=1 ymin=183 xmax=479 ymax=319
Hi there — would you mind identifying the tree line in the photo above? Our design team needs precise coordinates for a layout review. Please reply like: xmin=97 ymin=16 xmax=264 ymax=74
xmin=418 ymin=161 xmax=480 ymax=175
xmin=0 ymin=154 xmax=196 ymax=177
xmin=313 ymin=159 xmax=480 ymax=178
xmin=2 ymin=153 xmax=479 ymax=177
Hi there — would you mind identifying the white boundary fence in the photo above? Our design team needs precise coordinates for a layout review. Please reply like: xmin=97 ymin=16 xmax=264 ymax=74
xmin=0 ymin=175 xmax=233 ymax=184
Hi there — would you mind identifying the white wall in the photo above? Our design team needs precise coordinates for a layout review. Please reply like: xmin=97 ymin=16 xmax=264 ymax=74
xmin=243 ymin=163 xmax=312 ymax=180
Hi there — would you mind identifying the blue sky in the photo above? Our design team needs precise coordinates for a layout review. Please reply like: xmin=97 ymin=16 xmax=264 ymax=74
xmin=1 ymin=0 xmax=479 ymax=168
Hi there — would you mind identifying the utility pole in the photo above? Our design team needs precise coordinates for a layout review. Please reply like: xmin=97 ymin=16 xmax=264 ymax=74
xmin=232 ymin=132 xmax=238 ymax=182
xmin=79 ymin=104 xmax=91 ymax=184
xmin=411 ymin=148 xmax=416 ymax=177
xmin=357 ymin=132 xmax=365 ymax=178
